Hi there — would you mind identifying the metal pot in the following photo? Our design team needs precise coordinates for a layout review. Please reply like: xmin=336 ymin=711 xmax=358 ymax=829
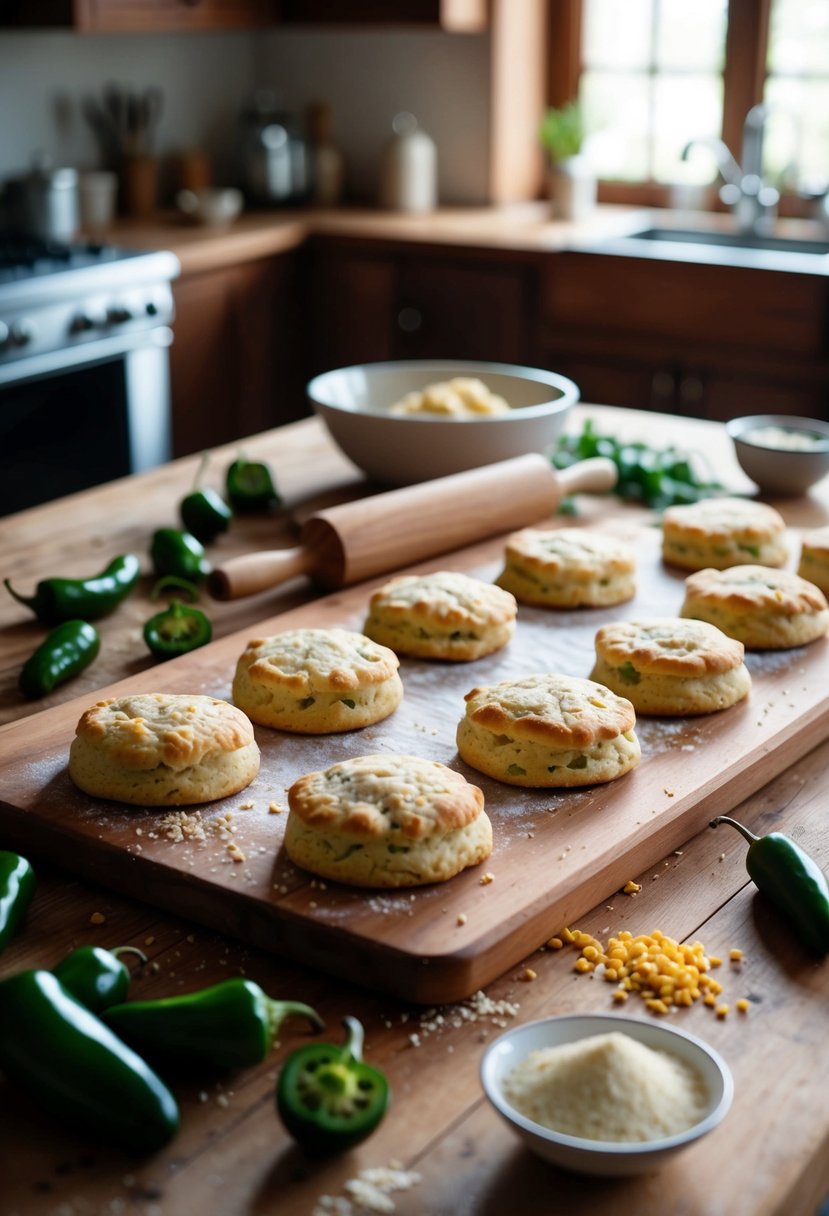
xmin=240 ymin=92 xmax=309 ymax=206
xmin=2 ymin=162 xmax=80 ymax=243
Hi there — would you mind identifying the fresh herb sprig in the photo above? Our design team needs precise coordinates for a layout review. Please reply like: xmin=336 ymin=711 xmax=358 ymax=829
xmin=553 ymin=419 xmax=722 ymax=510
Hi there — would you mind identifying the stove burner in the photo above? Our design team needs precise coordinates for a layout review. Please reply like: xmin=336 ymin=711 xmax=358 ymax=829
xmin=0 ymin=230 xmax=117 ymax=282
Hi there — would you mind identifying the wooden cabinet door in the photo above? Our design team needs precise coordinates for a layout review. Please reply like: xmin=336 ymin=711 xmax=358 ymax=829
xmin=306 ymin=246 xmax=397 ymax=375
xmin=170 ymin=253 xmax=304 ymax=458
xmin=9 ymin=0 xmax=277 ymax=31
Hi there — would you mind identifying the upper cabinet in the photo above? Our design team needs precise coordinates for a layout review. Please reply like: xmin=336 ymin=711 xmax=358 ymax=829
xmin=0 ymin=0 xmax=487 ymax=31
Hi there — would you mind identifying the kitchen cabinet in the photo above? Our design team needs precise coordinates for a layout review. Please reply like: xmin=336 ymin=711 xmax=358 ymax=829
xmin=169 ymin=250 xmax=306 ymax=457
xmin=537 ymin=252 xmax=829 ymax=420
xmin=1 ymin=0 xmax=486 ymax=30
xmin=306 ymin=237 xmax=539 ymax=374
xmin=1 ymin=0 xmax=276 ymax=31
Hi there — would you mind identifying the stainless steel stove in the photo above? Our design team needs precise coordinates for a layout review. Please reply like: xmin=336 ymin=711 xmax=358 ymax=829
xmin=0 ymin=233 xmax=180 ymax=515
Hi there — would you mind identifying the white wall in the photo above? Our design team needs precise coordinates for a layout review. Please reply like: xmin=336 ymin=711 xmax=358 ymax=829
xmin=254 ymin=28 xmax=491 ymax=204
xmin=0 ymin=26 xmax=492 ymax=205
xmin=0 ymin=30 xmax=255 ymax=186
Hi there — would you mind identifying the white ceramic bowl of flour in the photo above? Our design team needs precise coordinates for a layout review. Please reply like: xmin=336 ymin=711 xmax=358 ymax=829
xmin=480 ymin=1012 xmax=733 ymax=1176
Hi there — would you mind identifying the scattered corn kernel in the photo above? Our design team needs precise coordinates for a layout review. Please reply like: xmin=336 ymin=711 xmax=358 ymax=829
xmin=623 ymin=880 xmax=641 ymax=894
xmin=716 ymin=1004 xmax=730 ymax=1018
xmin=736 ymin=998 xmax=750 ymax=1013
xmin=518 ymin=967 xmax=537 ymax=982
xmin=561 ymin=926 xmax=576 ymax=943
xmin=574 ymin=958 xmax=594 ymax=973
xmin=709 ymin=956 xmax=722 ymax=967
xmin=703 ymin=993 xmax=717 ymax=1007
xmin=612 ymin=989 xmax=628 ymax=1002
xmin=456 ymin=913 xmax=467 ymax=926
xmin=730 ymin=948 xmax=743 ymax=962
xmin=479 ymin=872 xmax=495 ymax=885
xmin=547 ymin=937 xmax=564 ymax=950
xmin=89 ymin=912 xmax=106 ymax=925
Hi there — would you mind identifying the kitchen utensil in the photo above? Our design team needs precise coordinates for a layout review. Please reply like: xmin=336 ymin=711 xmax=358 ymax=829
xmin=2 ymin=159 xmax=79 ymax=242
xmin=379 ymin=112 xmax=437 ymax=212
xmin=208 ymin=453 xmax=617 ymax=601
xmin=240 ymin=90 xmax=310 ymax=205
xmin=176 ymin=187 xmax=243 ymax=227
xmin=726 ymin=414 xmax=829 ymax=497
xmin=307 ymin=360 xmax=580 ymax=486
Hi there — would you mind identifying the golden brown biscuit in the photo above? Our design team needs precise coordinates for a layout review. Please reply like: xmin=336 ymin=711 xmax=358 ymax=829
xmin=797 ymin=526 xmax=829 ymax=595
xmin=590 ymin=618 xmax=751 ymax=715
xmin=681 ymin=565 xmax=829 ymax=649
xmin=232 ymin=628 xmax=403 ymax=733
xmin=496 ymin=528 xmax=636 ymax=607
xmin=456 ymin=673 xmax=640 ymax=788
xmin=662 ymin=497 xmax=787 ymax=571
xmin=68 ymin=693 xmax=260 ymax=806
xmin=364 ymin=571 xmax=517 ymax=661
xmin=284 ymin=753 xmax=492 ymax=887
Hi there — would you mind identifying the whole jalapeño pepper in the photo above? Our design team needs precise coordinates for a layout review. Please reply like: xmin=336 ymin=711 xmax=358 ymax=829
xmin=0 ymin=850 xmax=35 ymax=954
xmin=149 ymin=528 xmax=210 ymax=584
xmin=18 ymin=619 xmax=100 ymax=699
xmin=104 ymin=977 xmax=323 ymax=1073
xmin=226 ymin=454 xmax=281 ymax=513
xmin=5 ymin=555 xmax=140 ymax=625
xmin=54 ymin=945 xmax=147 ymax=1014
xmin=143 ymin=577 xmax=212 ymax=660
xmin=276 ymin=1016 xmax=389 ymax=1156
xmin=711 ymin=815 xmax=829 ymax=955
xmin=0 ymin=970 xmax=180 ymax=1154
xmin=180 ymin=453 xmax=233 ymax=544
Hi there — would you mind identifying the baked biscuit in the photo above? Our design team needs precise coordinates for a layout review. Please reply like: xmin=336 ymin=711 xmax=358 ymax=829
xmin=456 ymin=673 xmax=640 ymax=788
xmin=496 ymin=528 xmax=636 ymax=608
xmin=232 ymin=628 xmax=403 ymax=734
xmin=363 ymin=571 xmax=517 ymax=661
xmin=681 ymin=566 xmax=829 ymax=650
xmin=284 ymin=753 xmax=492 ymax=887
xmin=68 ymin=693 xmax=260 ymax=806
xmin=797 ymin=526 xmax=829 ymax=595
xmin=662 ymin=497 xmax=787 ymax=571
xmin=590 ymin=618 xmax=751 ymax=715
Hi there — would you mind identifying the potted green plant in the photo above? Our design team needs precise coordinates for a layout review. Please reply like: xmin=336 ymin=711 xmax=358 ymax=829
xmin=539 ymin=101 xmax=596 ymax=221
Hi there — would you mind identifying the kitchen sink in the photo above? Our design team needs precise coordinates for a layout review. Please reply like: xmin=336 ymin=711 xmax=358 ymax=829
xmin=626 ymin=226 xmax=829 ymax=255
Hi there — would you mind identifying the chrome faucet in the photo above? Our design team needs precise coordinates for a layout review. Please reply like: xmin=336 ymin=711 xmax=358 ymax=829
xmin=682 ymin=104 xmax=780 ymax=235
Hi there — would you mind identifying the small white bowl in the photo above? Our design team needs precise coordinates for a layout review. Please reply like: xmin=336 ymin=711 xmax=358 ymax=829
xmin=307 ymin=360 xmax=580 ymax=485
xmin=726 ymin=414 xmax=829 ymax=497
xmin=480 ymin=1013 xmax=734 ymax=1176
xmin=176 ymin=187 xmax=244 ymax=227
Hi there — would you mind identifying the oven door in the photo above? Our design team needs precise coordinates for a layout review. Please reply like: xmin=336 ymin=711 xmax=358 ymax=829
xmin=0 ymin=327 xmax=172 ymax=516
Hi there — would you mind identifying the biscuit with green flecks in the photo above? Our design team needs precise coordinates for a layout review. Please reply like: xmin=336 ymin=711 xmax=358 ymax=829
xmin=456 ymin=673 xmax=640 ymax=788
xmin=284 ymin=753 xmax=492 ymax=887
xmin=496 ymin=527 xmax=636 ymax=608
xmin=662 ymin=497 xmax=787 ymax=572
xmin=590 ymin=618 xmax=751 ymax=715
xmin=364 ymin=570 xmax=516 ymax=661
xmin=681 ymin=565 xmax=829 ymax=650
xmin=232 ymin=628 xmax=403 ymax=733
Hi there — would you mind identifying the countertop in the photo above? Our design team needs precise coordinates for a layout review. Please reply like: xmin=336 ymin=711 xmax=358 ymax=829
xmin=1 ymin=407 xmax=828 ymax=1216
xmin=106 ymin=203 xmax=829 ymax=276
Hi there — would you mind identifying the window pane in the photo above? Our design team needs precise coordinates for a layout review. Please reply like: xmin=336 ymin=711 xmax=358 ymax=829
xmin=584 ymin=0 xmax=654 ymax=70
xmin=765 ymin=77 xmax=829 ymax=188
xmin=652 ymin=75 xmax=724 ymax=182
xmin=655 ymin=0 xmax=727 ymax=72
xmin=581 ymin=72 xmax=650 ymax=180
xmin=769 ymin=0 xmax=829 ymax=75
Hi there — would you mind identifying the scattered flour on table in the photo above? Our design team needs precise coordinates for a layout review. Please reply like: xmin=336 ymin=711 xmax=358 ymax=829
xmin=503 ymin=1031 xmax=708 ymax=1143
xmin=313 ymin=1165 xmax=422 ymax=1216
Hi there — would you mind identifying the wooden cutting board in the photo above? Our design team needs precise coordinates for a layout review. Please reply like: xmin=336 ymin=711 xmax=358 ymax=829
xmin=1 ymin=521 xmax=826 ymax=1004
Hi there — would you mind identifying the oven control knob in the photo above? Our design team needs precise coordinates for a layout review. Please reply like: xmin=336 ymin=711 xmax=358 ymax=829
xmin=0 ymin=321 xmax=9 ymax=351
xmin=70 ymin=313 xmax=96 ymax=334
xmin=9 ymin=320 xmax=35 ymax=347
xmin=107 ymin=305 xmax=134 ymax=325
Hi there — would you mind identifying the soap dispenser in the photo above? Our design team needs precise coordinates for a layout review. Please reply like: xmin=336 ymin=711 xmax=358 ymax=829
xmin=379 ymin=112 xmax=437 ymax=213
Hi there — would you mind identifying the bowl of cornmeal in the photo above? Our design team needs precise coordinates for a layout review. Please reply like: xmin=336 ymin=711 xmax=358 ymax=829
xmin=307 ymin=360 xmax=579 ymax=486
xmin=480 ymin=1012 xmax=733 ymax=1176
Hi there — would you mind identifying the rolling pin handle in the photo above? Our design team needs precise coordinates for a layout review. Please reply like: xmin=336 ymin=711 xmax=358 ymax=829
xmin=555 ymin=456 xmax=618 ymax=498
xmin=208 ymin=547 xmax=314 ymax=601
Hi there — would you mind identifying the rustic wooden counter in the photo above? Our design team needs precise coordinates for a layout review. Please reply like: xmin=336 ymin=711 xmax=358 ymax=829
xmin=1 ymin=407 xmax=828 ymax=1216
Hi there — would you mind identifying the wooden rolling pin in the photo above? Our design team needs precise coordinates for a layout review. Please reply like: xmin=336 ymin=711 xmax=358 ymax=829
xmin=208 ymin=453 xmax=617 ymax=601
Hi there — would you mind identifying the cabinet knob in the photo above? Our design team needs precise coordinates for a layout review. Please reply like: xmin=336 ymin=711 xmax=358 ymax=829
xmin=397 ymin=307 xmax=422 ymax=333
xmin=651 ymin=370 xmax=675 ymax=403
xmin=0 ymin=321 xmax=9 ymax=351
xmin=9 ymin=320 xmax=35 ymax=347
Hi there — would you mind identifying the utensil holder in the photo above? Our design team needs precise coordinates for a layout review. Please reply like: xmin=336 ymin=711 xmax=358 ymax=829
xmin=121 ymin=155 xmax=159 ymax=218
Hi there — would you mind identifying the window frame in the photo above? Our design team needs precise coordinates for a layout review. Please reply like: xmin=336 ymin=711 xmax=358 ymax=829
xmin=547 ymin=0 xmax=812 ymax=215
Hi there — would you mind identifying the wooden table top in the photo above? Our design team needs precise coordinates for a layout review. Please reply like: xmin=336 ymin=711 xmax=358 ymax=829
xmin=1 ymin=407 xmax=828 ymax=1216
